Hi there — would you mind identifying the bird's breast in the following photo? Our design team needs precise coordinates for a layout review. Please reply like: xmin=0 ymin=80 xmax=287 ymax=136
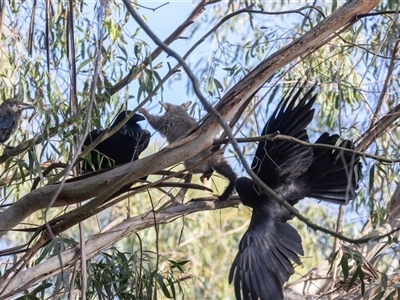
xmin=275 ymin=179 xmax=306 ymax=206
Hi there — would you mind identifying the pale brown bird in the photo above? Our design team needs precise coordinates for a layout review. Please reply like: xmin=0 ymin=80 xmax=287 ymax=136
xmin=0 ymin=98 xmax=35 ymax=144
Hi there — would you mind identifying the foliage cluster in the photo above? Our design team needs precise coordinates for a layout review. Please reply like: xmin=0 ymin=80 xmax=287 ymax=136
xmin=0 ymin=0 xmax=400 ymax=299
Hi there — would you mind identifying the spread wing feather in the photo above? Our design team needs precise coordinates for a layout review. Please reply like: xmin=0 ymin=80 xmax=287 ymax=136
xmin=305 ymin=132 xmax=362 ymax=204
xmin=252 ymin=82 xmax=317 ymax=188
xmin=231 ymin=82 xmax=363 ymax=300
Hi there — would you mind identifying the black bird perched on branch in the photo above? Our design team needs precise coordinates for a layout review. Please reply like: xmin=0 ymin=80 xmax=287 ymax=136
xmin=0 ymin=98 xmax=35 ymax=144
xmin=82 ymin=111 xmax=151 ymax=172
xmin=229 ymin=82 xmax=362 ymax=300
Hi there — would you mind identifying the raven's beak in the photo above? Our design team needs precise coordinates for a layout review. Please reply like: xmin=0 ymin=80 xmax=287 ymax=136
xmin=18 ymin=103 xmax=36 ymax=111
xmin=131 ymin=113 xmax=146 ymax=122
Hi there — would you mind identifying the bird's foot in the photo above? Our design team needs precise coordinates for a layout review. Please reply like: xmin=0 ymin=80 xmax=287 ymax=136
xmin=217 ymin=193 xmax=230 ymax=202
xmin=200 ymin=172 xmax=212 ymax=184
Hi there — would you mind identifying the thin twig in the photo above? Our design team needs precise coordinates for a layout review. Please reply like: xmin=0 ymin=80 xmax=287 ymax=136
xmin=365 ymin=8 xmax=400 ymax=132
xmin=213 ymin=133 xmax=399 ymax=163
xmin=330 ymin=205 xmax=345 ymax=289
xmin=108 ymin=0 xmax=221 ymax=96
xmin=123 ymin=0 xmax=386 ymax=247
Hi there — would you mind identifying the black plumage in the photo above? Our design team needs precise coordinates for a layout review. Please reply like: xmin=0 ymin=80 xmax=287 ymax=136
xmin=0 ymin=99 xmax=35 ymax=144
xmin=229 ymin=82 xmax=362 ymax=300
xmin=82 ymin=111 xmax=151 ymax=172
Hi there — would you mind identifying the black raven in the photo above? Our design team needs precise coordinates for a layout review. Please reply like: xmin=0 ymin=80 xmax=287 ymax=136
xmin=82 ymin=111 xmax=151 ymax=172
xmin=229 ymin=82 xmax=362 ymax=300
xmin=0 ymin=98 xmax=35 ymax=144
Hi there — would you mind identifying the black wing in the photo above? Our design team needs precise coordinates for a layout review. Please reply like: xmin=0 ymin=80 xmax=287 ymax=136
xmin=229 ymin=207 xmax=303 ymax=300
xmin=82 ymin=125 xmax=150 ymax=173
xmin=304 ymin=133 xmax=362 ymax=204
xmin=0 ymin=111 xmax=15 ymax=130
xmin=81 ymin=129 xmax=105 ymax=172
xmin=119 ymin=124 xmax=150 ymax=160
xmin=136 ymin=129 xmax=151 ymax=156
xmin=252 ymin=82 xmax=317 ymax=188
xmin=83 ymin=129 xmax=102 ymax=146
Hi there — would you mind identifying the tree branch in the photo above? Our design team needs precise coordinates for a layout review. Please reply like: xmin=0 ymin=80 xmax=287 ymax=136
xmin=0 ymin=197 xmax=241 ymax=298
xmin=0 ymin=1 xmax=383 ymax=296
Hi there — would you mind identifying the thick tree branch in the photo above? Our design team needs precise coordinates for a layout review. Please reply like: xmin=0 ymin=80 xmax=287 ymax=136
xmin=0 ymin=0 xmax=382 ymax=296
xmin=0 ymin=197 xmax=241 ymax=298
xmin=124 ymin=0 xmax=382 ymax=238
xmin=1 ymin=0 xmax=380 ymax=243
xmin=0 ymin=120 xmax=72 ymax=164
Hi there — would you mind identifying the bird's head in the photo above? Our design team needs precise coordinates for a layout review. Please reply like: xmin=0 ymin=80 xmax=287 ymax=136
xmin=234 ymin=177 xmax=264 ymax=208
xmin=1 ymin=99 xmax=35 ymax=113
xmin=112 ymin=110 xmax=146 ymax=127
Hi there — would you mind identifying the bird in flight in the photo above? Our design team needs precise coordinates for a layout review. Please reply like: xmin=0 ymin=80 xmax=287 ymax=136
xmin=229 ymin=82 xmax=362 ymax=300
xmin=0 ymin=98 xmax=35 ymax=146
xmin=82 ymin=111 xmax=151 ymax=172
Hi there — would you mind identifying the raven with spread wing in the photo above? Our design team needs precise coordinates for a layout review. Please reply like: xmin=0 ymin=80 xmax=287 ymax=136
xmin=82 ymin=111 xmax=150 ymax=172
xmin=229 ymin=82 xmax=362 ymax=300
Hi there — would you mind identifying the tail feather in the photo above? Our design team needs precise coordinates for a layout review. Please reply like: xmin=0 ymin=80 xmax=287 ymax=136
xmin=306 ymin=133 xmax=362 ymax=204
xmin=229 ymin=214 xmax=303 ymax=300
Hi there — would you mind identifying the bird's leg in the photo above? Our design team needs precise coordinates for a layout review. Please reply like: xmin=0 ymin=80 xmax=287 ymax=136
xmin=211 ymin=160 xmax=237 ymax=201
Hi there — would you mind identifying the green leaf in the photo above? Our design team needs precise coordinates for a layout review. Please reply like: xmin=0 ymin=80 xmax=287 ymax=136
xmin=381 ymin=273 xmax=388 ymax=290
xmin=340 ymin=254 xmax=349 ymax=282
xmin=214 ymin=78 xmax=223 ymax=91
xmin=77 ymin=58 xmax=92 ymax=73
xmin=347 ymin=265 xmax=361 ymax=291
xmin=157 ymin=275 xmax=172 ymax=298
xmin=372 ymin=290 xmax=385 ymax=300
xmin=331 ymin=0 xmax=337 ymax=11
